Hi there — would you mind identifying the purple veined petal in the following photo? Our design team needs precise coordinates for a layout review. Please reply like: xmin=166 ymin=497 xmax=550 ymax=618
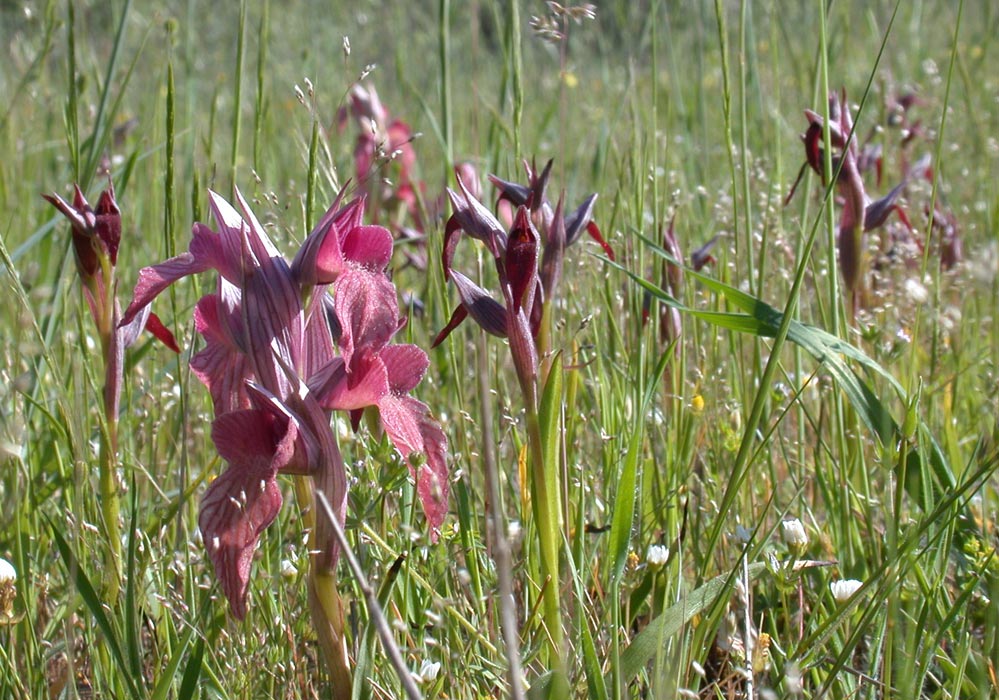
xmin=191 ymin=292 xmax=256 ymax=414
xmin=864 ymin=182 xmax=911 ymax=233
xmin=119 ymin=224 xmax=219 ymax=327
xmin=199 ymin=407 xmax=294 ymax=619
xmin=301 ymin=287 xmax=337 ymax=380
xmin=442 ymin=212 xmax=463 ymax=281
xmin=310 ymin=354 xmax=390 ymax=411
xmin=803 ymin=109 xmax=846 ymax=149
xmin=379 ymin=344 xmax=429 ymax=394
xmin=42 ymin=184 xmax=102 ymax=279
xmin=234 ymin=187 xmax=282 ymax=261
xmin=341 ymin=225 xmax=394 ymax=270
xmin=290 ymin=194 xmax=364 ymax=287
xmin=489 ymin=173 xmax=531 ymax=208
xmin=504 ymin=206 xmax=540 ymax=314
xmin=563 ymin=193 xmax=598 ymax=248
xmin=206 ymin=191 xmax=264 ymax=278
xmin=525 ymin=158 xmax=553 ymax=212
xmin=244 ymin=382 xmax=320 ymax=475
xmin=449 ymin=270 xmax=508 ymax=338
xmin=334 ymin=266 xmax=400 ymax=369
xmin=376 ymin=394 xmax=449 ymax=538
xmin=241 ymin=258 xmax=304 ymax=400
xmin=690 ymin=234 xmax=721 ymax=272
xmin=118 ymin=296 xmax=152 ymax=349
xmin=94 ymin=185 xmax=121 ymax=266
xmin=290 ymin=215 xmax=342 ymax=286
xmin=209 ymin=188 xmax=279 ymax=269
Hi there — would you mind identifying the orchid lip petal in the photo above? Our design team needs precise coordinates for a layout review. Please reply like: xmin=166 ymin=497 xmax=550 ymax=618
xmin=376 ymin=395 xmax=449 ymax=537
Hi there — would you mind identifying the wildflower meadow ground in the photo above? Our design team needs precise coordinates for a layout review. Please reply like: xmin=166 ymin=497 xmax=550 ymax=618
xmin=2 ymin=1 xmax=999 ymax=698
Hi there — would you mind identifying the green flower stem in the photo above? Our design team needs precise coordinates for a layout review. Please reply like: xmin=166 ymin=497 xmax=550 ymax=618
xmin=294 ymin=475 xmax=352 ymax=696
xmin=97 ymin=255 xmax=121 ymax=603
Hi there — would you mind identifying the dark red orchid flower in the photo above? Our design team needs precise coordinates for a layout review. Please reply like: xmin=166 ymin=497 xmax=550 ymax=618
xmin=434 ymin=161 xmax=610 ymax=352
xmin=43 ymin=182 xmax=179 ymax=355
xmin=489 ymin=158 xmax=614 ymax=262
xmin=784 ymin=92 xmax=921 ymax=311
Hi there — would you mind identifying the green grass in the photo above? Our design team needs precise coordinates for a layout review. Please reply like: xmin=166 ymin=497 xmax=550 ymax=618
xmin=2 ymin=1 xmax=999 ymax=698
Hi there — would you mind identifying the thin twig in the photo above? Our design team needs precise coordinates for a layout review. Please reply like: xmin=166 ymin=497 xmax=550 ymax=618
xmin=314 ymin=491 xmax=424 ymax=700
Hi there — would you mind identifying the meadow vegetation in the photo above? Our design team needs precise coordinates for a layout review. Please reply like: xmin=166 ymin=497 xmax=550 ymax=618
xmin=2 ymin=1 xmax=998 ymax=697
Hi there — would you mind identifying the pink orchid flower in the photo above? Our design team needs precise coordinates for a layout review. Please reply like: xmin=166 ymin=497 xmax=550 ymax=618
xmin=122 ymin=189 xmax=448 ymax=618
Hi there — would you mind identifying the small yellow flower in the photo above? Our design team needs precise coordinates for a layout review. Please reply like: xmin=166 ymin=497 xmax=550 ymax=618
xmin=691 ymin=394 xmax=705 ymax=413
xmin=626 ymin=551 xmax=640 ymax=571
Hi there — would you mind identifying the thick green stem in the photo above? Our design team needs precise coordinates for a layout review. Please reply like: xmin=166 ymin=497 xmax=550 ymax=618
xmin=294 ymin=476 xmax=352 ymax=696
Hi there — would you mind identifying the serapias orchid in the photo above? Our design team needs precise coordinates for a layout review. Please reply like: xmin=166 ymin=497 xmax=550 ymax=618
xmin=44 ymin=180 xmax=180 ymax=601
xmin=433 ymin=160 xmax=611 ymax=357
xmin=121 ymin=189 xmax=448 ymax=618
xmin=43 ymin=183 xmax=179 ymax=356
xmin=337 ymin=83 xmax=421 ymax=228
xmin=784 ymin=91 xmax=916 ymax=313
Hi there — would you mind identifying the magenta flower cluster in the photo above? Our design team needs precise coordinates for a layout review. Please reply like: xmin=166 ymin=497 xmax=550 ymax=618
xmin=122 ymin=190 xmax=448 ymax=618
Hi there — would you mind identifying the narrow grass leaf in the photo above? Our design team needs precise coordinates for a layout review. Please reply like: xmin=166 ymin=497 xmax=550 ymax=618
xmin=352 ymin=554 xmax=406 ymax=700
xmin=613 ymin=562 xmax=766 ymax=685
xmin=48 ymin=522 xmax=142 ymax=700
xmin=177 ymin=635 xmax=206 ymax=700
xmin=609 ymin=348 xmax=672 ymax=582
xmin=150 ymin=621 xmax=201 ymax=700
